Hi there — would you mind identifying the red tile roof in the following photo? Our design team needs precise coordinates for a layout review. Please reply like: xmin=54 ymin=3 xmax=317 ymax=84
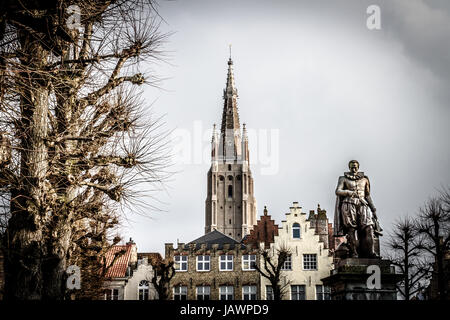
xmin=104 ymin=244 xmax=133 ymax=279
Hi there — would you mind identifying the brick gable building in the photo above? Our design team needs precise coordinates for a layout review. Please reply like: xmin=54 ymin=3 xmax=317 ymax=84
xmin=243 ymin=206 xmax=278 ymax=249
xmin=165 ymin=230 xmax=261 ymax=300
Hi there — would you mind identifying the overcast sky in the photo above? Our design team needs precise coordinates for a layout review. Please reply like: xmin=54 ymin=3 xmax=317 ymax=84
xmin=119 ymin=0 xmax=450 ymax=255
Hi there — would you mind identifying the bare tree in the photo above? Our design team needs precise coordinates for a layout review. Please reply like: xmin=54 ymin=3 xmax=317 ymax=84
xmin=254 ymin=244 xmax=291 ymax=300
xmin=151 ymin=258 xmax=175 ymax=300
xmin=0 ymin=0 xmax=171 ymax=299
xmin=385 ymin=216 xmax=430 ymax=300
xmin=416 ymin=188 xmax=450 ymax=300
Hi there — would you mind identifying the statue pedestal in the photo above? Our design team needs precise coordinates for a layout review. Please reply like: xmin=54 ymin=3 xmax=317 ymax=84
xmin=321 ymin=258 xmax=403 ymax=300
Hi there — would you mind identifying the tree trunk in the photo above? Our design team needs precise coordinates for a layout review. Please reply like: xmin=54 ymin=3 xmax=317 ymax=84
xmin=436 ymin=243 xmax=445 ymax=300
xmin=3 ymin=31 xmax=67 ymax=300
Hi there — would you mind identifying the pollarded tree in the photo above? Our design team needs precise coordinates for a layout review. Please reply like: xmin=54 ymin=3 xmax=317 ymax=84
xmin=385 ymin=216 xmax=430 ymax=300
xmin=254 ymin=244 xmax=291 ymax=300
xmin=417 ymin=188 xmax=450 ymax=300
xmin=151 ymin=258 xmax=175 ymax=300
xmin=0 ymin=0 xmax=171 ymax=299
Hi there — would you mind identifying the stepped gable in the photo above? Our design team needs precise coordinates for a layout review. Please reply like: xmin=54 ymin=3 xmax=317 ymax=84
xmin=243 ymin=206 xmax=279 ymax=249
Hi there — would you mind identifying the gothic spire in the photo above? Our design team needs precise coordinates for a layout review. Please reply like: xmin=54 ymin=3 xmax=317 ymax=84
xmin=219 ymin=54 xmax=241 ymax=161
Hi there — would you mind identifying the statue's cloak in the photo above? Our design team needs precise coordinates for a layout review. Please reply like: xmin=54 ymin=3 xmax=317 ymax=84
xmin=333 ymin=180 xmax=345 ymax=237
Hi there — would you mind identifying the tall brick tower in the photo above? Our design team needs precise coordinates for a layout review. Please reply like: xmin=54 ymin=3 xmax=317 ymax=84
xmin=204 ymin=55 xmax=257 ymax=241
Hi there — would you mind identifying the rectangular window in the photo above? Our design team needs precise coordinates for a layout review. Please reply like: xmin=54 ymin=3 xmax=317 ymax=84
xmin=316 ymin=285 xmax=331 ymax=300
xmin=266 ymin=286 xmax=274 ymax=300
xmin=242 ymin=285 xmax=257 ymax=300
xmin=173 ymin=286 xmax=187 ymax=300
xmin=104 ymin=289 xmax=120 ymax=300
xmin=291 ymin=285 xmax=306 ymax=300
xmin=220 ymin=255 xmax=234 ymax=271
xmin=281 ymin=255 xmax=292 ymax=270
xmin=197 ymin=255 xmax=210 ymax=271
xmin=242 ymin=255 xmax=256 ymax=271
xmin=196 ymin=286 xmax=210 ymax=300
xmin=174 ymin=255 xmax=188 ymax=271
xmin=220 ymin=286 xmax=234 ymax=300
xmin=139 ymin=288 xmax=149 ymax=300
xmin=303 ymin=254 xmax=317 ymax=270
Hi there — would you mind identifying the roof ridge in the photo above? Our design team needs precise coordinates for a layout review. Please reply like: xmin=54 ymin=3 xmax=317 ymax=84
xmin=188 ymin=229 xmax=240 ymax=244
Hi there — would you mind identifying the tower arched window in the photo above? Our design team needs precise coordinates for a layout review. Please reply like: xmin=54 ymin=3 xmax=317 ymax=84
xmin=293 ymin=223 xmax=301 ymax=239
xmin=228 ymin=185 xmax=233 ymax=198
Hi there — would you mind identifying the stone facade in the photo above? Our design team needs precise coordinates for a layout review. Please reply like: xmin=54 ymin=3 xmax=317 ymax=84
xmin=322 ymin=258 xmax=402 ymax=300
xmin=165 ymin=230 xmax=261 ymax=300
xmin=205 ymin=57 xmax=257 ymax=241
xmin=260 ymin=202 xmax=334 ymax=300
xmin=123 ymin=256 xmax=159 ymax=300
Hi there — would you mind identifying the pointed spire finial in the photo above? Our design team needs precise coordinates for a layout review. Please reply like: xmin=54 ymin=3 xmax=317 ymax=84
xmin=228 ymin=44 xmax=233 ymax=65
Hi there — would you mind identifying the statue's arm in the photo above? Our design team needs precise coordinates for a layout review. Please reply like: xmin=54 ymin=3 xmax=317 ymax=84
xmin=365 ymin=179 xmax=376 ymax=213
xmin=335 ymin=176 xmax=352 ymax=197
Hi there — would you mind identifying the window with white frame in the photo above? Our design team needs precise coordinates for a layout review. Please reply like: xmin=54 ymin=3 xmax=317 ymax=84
xmin=242 ymin=255 xmax=256 ymax=270
xmin=138 ymin=280 xmax=149 ymax=300
xmin=173 ymin=286 xmax=187 ymax=300
xmin=291 ymin=285 xmax=306 ymax=300
xmin=219 ymin=286 xmax=234 ymax=300
xmin=281 ymin=255 xmax=292 ymax=270
xmin=242 ymin=285 xmax=257 ymax=300
xmin=174 ymin=255 xmax=188 ymax=271
xmin=303 ymin=254 xmax=317 ymax=270
xmin=196 ymin=255 xmax=210 ymax=271
xmin=316 ymin=285 xmax=331 ymax=300
xmin=266 ymin=286 xmax=274 ymax=300
xmin=196 ymin=286 xmax=210 ymax=300
xmin=220 ymin=255 xmax=233 ymax=271
xmin=292 ymin=223 xmax=301 ymax=239
xmin=104 ymin=288 xmax=119 ymax=300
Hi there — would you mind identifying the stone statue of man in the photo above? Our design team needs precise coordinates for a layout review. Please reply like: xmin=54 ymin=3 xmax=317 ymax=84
xmin=334 ymin=160 xmax=382 ymax=258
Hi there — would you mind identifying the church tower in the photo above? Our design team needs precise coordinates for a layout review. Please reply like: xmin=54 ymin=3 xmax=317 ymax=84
xmin=205 ymin=56 xmax=257 ymax=241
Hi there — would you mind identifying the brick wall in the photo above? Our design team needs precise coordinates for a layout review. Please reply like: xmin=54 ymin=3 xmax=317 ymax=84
xmin=244 ymin=206 xmax=278 ymax=249
xmin=166 ymin=243 xmax=261 ymax=300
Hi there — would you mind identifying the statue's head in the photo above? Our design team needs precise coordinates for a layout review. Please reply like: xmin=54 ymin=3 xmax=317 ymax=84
xmin=348 ymin=160 xmax=359 ymax=173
